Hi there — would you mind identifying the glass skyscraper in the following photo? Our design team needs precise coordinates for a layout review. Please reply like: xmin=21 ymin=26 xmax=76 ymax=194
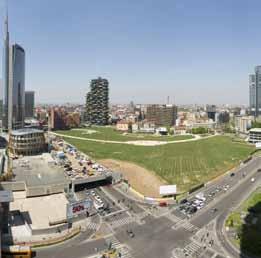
xmin=2 ymin=14 xmax=25 ymax=130
xmin=2 ymin=13 xmax=10 ymax=130
xmin=249 ymin=66 xmax=261 ymax=117
xmin=10 ymin=44 xmax=25 ymax=129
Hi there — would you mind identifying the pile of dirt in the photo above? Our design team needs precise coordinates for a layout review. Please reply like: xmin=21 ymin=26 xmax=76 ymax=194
xmin=99 ymin=159 xmax=166 ymax=198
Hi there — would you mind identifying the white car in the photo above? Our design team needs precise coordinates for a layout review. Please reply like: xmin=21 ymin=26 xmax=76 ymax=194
xmin=91 ymin=190 xmax=96 ymax=196
xmin=251 ymin=178 xmax=255 ymax=183
xmin=95 ymin=196 xmax=101 ymax=202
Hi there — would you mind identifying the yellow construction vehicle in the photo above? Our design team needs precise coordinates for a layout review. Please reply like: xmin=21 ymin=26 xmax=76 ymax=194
xmin=101 ymin=248 xmax=117 ymax=258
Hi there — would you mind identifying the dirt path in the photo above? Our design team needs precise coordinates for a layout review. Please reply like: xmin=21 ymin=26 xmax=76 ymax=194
xmin=99 ymin=159 xmax=167 ymax=198
xmin=52 ymin=132 xmax=213 ymax=146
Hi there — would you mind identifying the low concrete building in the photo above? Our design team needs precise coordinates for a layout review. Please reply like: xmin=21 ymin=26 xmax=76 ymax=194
xmin=249 ymin=128 xmax=261 ymax=143
xmin=185 ymin=121 xmax=216 ymax=130
xmin=9 ymin=128 xmax=47 ymax=156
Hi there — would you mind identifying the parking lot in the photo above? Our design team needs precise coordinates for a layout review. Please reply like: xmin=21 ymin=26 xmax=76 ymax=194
xmin=51 ymin=138 xmax=110 ymax=182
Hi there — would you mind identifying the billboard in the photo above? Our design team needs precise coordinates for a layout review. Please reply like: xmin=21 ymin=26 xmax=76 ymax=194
xmin=159 ymin=185 xmax=177 ymax=195
xmin=67 ymin=199 xmax=92 ymax=219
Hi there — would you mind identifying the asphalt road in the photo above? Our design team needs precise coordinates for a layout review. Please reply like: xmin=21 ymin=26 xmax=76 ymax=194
xmin=36 ymin=157 xmax=261 ymax=258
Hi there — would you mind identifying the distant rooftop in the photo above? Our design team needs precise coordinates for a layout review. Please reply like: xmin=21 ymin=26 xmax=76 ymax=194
xmin=11 ymin=128 xmax=44 ymax=136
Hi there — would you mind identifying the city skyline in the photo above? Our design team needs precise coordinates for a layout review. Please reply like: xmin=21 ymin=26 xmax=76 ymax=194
xmin=1 ymin=1 xmax=261 ymax=105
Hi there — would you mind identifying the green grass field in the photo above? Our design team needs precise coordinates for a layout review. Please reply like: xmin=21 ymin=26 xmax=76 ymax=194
xmin=61 ymin=135 xmax=254 ymax=192
xmin=56 ymin=126 xmax=194 ymax=142
xmin=226 ymin=188 xmax=261 ymax=257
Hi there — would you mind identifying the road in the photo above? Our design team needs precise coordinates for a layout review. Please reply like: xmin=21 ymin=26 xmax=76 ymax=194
xmin=36 ymin=157 xmax=261 ymax=258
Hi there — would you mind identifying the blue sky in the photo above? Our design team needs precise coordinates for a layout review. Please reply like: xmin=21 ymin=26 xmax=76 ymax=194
xmin=1 ymin=0 xmax=261 ymax=104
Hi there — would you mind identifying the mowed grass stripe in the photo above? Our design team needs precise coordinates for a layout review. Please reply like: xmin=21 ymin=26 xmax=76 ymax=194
xmin=63 ymin=135 xmax=254 ymax=192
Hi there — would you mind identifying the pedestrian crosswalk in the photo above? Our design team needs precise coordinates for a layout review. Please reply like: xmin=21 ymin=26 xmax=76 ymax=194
xmin=107 ymin=216 xmax=135 ymax=229
xmin=172 ymin=241 xmax=202 ymax=258
xmin=171 ymin=219 xmax=199 ymax=233
xmin=87 ymin=222 xmax=99 ymax=230
xmin=183 ymin=241 xmax=202 ymax=257
xmin=165 ymin=212 xmax=184 ymax=224
xmin=105 ymin=236 xmax=133 ymax=258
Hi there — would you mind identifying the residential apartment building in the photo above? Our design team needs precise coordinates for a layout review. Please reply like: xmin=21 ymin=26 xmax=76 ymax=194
xmin=85 ymin=77 xmax=109 ymax=125
xmin=234 ymin=116 xmax=253 ymax=134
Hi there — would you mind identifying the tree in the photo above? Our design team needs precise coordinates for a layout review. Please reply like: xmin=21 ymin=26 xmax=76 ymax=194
xmin=191 ymin=127 xmax=208 ymax=134
xmin=252 ymin=121 xmax=261 ymax=128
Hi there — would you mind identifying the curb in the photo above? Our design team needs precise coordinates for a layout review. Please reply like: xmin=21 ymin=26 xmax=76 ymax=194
xmin=16 ymin=227 xmax=81 ymax=249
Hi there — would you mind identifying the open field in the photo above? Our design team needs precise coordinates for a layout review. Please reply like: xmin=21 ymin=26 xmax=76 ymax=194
xmin=61 ymin=135 xmax=254 ymax=193
xmin=56 ymin=126 xmax=194 ymax=142
xmin=226 ymin=188 xmax=261 ymax=257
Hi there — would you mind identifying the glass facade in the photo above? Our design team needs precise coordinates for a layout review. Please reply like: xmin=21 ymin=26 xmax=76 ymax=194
xmin=2 ymin=17 xmax=9 ymax=130
xmin=2 ymin=13 xmax=25 ymax=130
xmin=249 ymin=66 xmax=261 ymax=117
xmin=25 ymin=91 xmax=35 ymax=118
xmin=256 ymin=66 xmax=261 ymax=116
xmin=11 ymin=44 xmax=25 ymax=129
xmin=249 ymin=74 xmax=256 ymax=115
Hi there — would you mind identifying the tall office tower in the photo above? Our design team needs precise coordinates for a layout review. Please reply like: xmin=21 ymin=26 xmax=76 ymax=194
xmin=249 ymin=66 xmax=261 ymax=117
xmin=25 ymin=91 xmax=35 ymax=118
xmin=2 ymin=12 xmax=10 ymax=131
xmin=2 ymin=13 xmax=25 ymax=130
xmin=85 ymin=77 xmax=109 ymax=125
xmin=9 ymin=44 xmax=25 ymax=129
xmin=249 ymin=73 xmax=256 ymax=116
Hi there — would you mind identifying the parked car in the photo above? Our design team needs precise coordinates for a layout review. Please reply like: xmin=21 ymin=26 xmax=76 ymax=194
xmin=180 ymin=199 xmax=188 ymax=204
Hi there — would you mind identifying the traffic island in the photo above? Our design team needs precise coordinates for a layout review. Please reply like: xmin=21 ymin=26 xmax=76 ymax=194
xmin=224 ymin=187 xmax=261 ymax=257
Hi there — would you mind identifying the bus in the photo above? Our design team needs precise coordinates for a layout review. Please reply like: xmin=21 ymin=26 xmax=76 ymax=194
xmin=2 ymin=245 xmax=32 ymax=258
xmin=93 ymin=200 xmax=104 ymax=211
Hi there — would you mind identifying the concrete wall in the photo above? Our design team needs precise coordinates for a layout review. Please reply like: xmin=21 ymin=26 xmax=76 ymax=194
xmin=0 ymin=181 xmax=25 ymax=191
xmin=26 ymin=183 xmax=68 ymax=197
xmin=31 ymin=214 xmax=86 ymax=235
xmin=31 ymin=223 xmax=69 ymax=236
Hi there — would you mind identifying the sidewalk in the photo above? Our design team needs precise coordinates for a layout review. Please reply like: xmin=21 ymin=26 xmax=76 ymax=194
xmin=6 ymin=215 xmax=95 ymax=248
